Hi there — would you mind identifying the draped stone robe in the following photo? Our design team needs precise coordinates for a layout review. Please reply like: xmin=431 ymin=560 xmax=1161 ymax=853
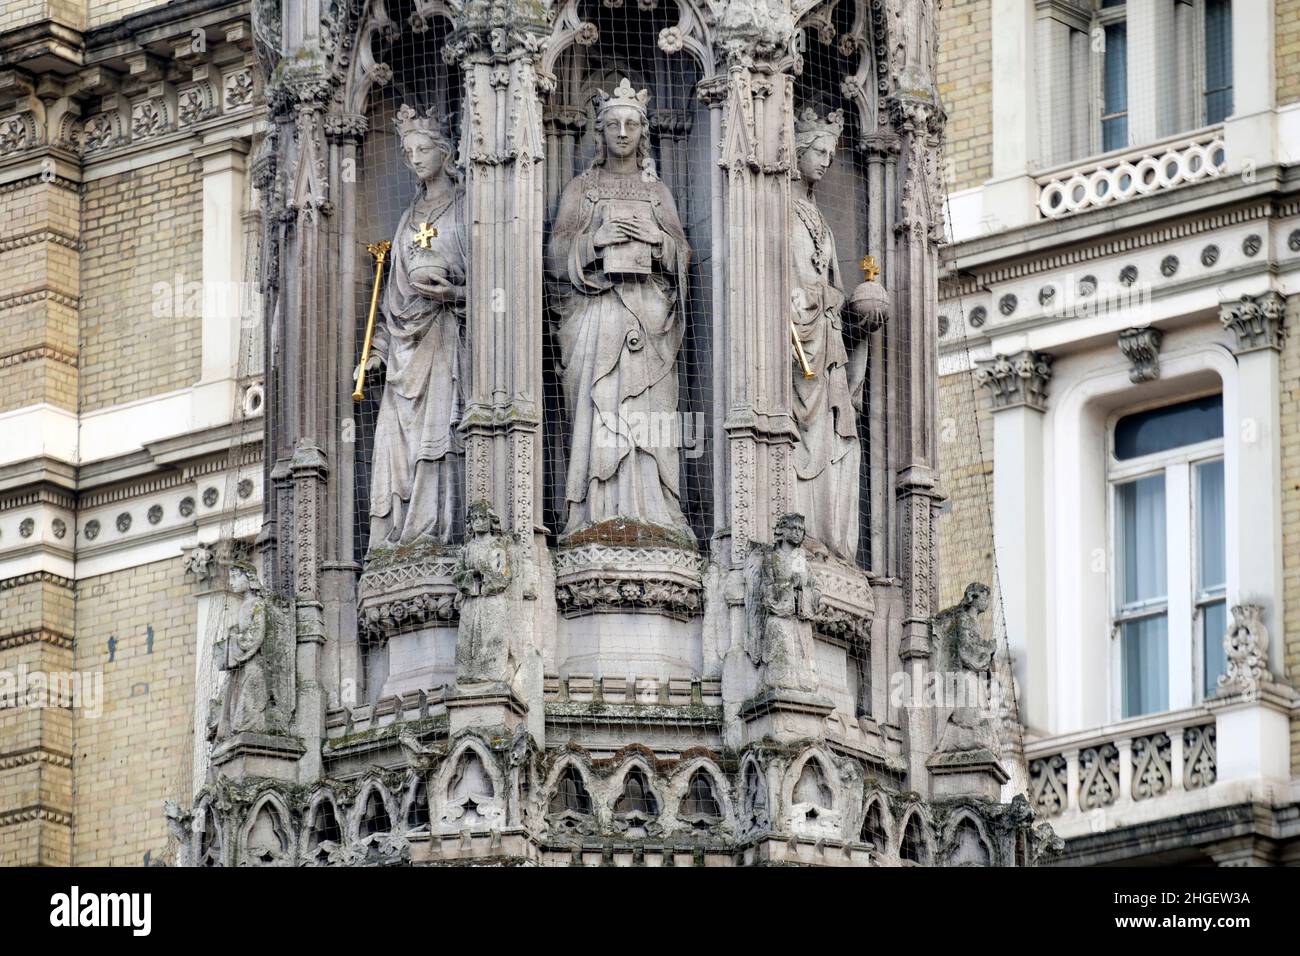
xmin=790 ymin=193 xmax=861 ymax=562
xmin=546 ymin=168 xmax=693 ymax=538
xmin=369 ymin=189 xmax=468 ymax=550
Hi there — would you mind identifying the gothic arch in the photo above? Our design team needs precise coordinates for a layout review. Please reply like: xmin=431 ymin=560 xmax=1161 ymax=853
xmin=858 ymin=791 xmax=892 ymax=850
xmin=666 ymin=756 xmax=732 ymax=834
xmin=351 ymin=776 xmax=399 ymax=841
xmin=942 ymin=810 xmax=994 ymax=867
xmin=436 ymin=736 xmax=508 ymax=830
xmin=896 ymin=805 xmax=933 ymax=865
xmin=302 ymin=789 xmax=346 ymax=862
xmin=240 ymin=791 xmax=296 ymax=866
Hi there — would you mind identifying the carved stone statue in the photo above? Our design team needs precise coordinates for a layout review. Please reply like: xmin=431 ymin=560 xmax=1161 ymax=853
xmin=546 ymin=78 xmax=693 ymax=540
xmin=931 ymin=582 xmax=997 ymax=754
xmin=211 ymin=562 xmax=294 ymax=739
xmin=365 ymin=104 xmax=468 ymax=551
xmin=452 ymin=501 xmax=514 ymax=684
xmin=790 ymin=108 xmax=864 ymax=563
xmin=745 ymin=513 xmax=822 ymax=695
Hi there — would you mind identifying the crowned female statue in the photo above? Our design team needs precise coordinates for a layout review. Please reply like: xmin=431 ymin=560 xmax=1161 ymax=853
xmin=789 ymin=108 xmax=863 ymax=563
xmin=546 ymin=78 xmax=693 ymax=541
xmin=363 ymin=105 xmax=468 ymax=551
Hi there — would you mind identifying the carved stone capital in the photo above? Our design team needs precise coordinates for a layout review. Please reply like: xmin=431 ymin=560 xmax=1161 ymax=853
xmin=358 ymin=548 xmax=462 ymax=638
xmin=1118 ymin=326 xmax=1163 ymax=383
xmin=1220 ymin=291 xmax=1287 ymax=354
xmin=974 ymin=351 xmax=1053 ymax=412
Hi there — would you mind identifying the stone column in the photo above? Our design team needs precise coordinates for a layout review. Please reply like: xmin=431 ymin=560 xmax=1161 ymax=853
xmin=191 ymin=138 xmax=249 ymax=430
xmin=1223 ymin=0 xmax=1275 ymax=175
xmin=704 ymin=3 xmax=801 ymax=749
xmin=1220 ymin=292 xmax=1286 ymax=677
xmin=975 ymin=350 xmax=1052 ymax=733
xmin=444 ymin=2 xmax=553 ymax=742
xmin=983 ymin=0 xmax=1038 ymax=229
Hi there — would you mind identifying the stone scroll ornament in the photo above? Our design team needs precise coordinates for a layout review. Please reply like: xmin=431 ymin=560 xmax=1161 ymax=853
xmin=452 ymin=501 xmax=516 ymax=685
xmin=789 ymin=107 xmax=884 ymax=564
xmin=208 ymin=562 xmax=295 ymax=741
xmin=545 ymin=78 xmax=694 ymax=542
xmin=930 ymin=583 xmax=998 ymax=754
xmin=363 ymin=104 xmax=469 ymax=552
xmin=744 ymin=513 xmax=823 ymax=696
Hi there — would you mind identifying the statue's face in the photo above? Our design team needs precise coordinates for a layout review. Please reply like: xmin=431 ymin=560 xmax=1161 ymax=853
xmin=230 ymin=568 xmax=249 ymax=595
xmin=601 ymin=105 xmax=643 ymax=160
xmin=403 ymin=132 xmax=445 ymax=181
xmin=797 ymin=135 xmax=836 ymax=184
xmin=469 ymin=510 xmax=491 ymax=534
xmin=780 ymin=520 xmax=805 ymax=547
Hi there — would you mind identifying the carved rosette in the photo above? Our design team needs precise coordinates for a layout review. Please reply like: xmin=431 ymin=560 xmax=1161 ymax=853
xmin=974 ymin=350 xmax=1054 ymax=412
xmin=554 ymin=544 xmax=705 ymax=620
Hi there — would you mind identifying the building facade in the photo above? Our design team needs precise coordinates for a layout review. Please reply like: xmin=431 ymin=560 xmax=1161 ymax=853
xmin=1 ymin=0 xmax=1056 ymax=866
xmin=938 ymin=0 xmax=1300 ymax=864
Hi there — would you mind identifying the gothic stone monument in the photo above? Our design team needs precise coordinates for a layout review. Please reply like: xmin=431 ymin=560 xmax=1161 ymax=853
xmin=172 ymin=0 xmax=1053 ymax=867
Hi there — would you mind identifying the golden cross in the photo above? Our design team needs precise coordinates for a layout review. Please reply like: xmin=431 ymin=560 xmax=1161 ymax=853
xmin=413 ymin=221 xmax=438 ymax=249
xmin=860 ymin=254 xmax=880 ymax=283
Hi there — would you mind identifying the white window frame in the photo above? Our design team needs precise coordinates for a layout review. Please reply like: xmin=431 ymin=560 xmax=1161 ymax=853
xmin=1092 ymin=0 xmax=1129 ymax=158
xmin=1105 ymin=393 xmax=1224 ymax=721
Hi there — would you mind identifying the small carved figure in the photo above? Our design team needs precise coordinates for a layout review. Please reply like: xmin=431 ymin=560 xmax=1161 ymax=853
xmin=211 ymin=562 xmax=294 ymax=739
xmin=745 ymin=513 xmax=822 ymax=695
xmin=452 ymin=501 xmax=514 ymax=684
xmin=931 ymin=582 xmax=997 ymax=753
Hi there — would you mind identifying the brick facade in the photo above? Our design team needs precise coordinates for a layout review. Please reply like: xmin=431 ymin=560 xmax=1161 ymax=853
xmin=937 ymin=0 xmax=992 ymax=194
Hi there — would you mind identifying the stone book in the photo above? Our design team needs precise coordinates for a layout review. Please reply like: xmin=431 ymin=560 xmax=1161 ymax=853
xmin=599 ymin=199 xmax=654 ymax=275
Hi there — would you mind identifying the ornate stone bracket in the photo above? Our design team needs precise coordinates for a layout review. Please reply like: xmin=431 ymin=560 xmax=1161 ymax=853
xmin=1220 ymin=291 xmax=1286 ymax=354
xmin=1216 ymin=604 xmax=1275 ymax=697
xmin=974 ymin=350 xmax=1053 ymax=412
xmin=554 ymin=544 xmax=705 ymax=621
xmin=809 ymin=557 xmax=875 ymax=643
xmin=1117 ymin=327 xmax=1163 ymax=383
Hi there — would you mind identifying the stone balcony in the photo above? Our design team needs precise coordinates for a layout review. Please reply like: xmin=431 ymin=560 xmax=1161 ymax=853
xmin=1035 ymin=126 xmax=1226 ymax=220
xmin=1023 ymin=685 xmax=1296 ymax=856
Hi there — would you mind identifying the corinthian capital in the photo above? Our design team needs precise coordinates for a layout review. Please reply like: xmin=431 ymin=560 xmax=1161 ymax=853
xmin=1220 ymin=291 xmax=1287 ymax=354
xmin=974 ymin=351 xmax=1053 ymax=412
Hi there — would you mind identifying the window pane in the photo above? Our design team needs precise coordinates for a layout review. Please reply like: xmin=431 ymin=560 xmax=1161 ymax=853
xmin=1114 ymin=394 xmax=1223 ymax=460
xmin=1196 ymin=459 xmax=1226 ymax=590
xmin=1102 ymin=21 xmax=1128 ymax=148
xmin=1204 ymin=0 xmax=1233 ymax=124
xmin=1202 ymin=599 xmax=1227 ymax=699
xmin=1122 ymin=614 xmax=1168 ymax=718
xmin=1117 ymin=474 xmax=1166 ymax=607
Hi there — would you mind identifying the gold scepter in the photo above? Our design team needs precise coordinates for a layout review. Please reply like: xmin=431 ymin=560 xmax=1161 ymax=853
xmin=353 ymin=240 xmax=392 ymax=402
xmin=791 ymin=320 xmax=815 ymax=379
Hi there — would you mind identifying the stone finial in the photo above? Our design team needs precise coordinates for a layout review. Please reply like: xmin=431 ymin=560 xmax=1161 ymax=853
xmin=974 ymin=350 xmax=1053 ymax=411
xmin=1220 ymin=291 xmax=1286 ymax=354
xmin=1216 ymin=604 xmax=1274 ymax=697
xmin=1118 ymin=327 xmax=1163 ymax=383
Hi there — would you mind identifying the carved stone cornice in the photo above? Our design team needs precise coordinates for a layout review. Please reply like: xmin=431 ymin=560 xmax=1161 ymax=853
xmin=444 ymin=0 xmax=553 ymax=65
xmin=358 ymin=550 xmax=462 ymax=638
xmin=1220 ymin=291 xmax=1286 ymax=354
xmin=974 ymin=351 xmax=1054 ymax=412
xmin=714 ymin=0 xmax=798 ymax=66
xmin=1117 ymin=327 xmax=1163 ymax=383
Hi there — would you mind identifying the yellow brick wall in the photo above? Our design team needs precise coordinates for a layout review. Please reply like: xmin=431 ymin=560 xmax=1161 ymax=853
xmin=936 ymin=366 xmax=996 ymax=612
xmin=71 ymin=558 xmax=196 ymax=866
xmin=937 ymin=0 xmax=993 ymax=193
xmin=1279 ymin=0 xmax=1300 ymax=107
xmin=0 ymin=574 xmax=76 ymax=867
xmin=79 ymin=157 xmax=204 ymax=414
xmin=0 ymin=177 xmax=82 ymax=414
xmin=1280 ymin=305 xmax=1300 ymax=771
xmin=0 ymin=0 xmax=85 ymax=33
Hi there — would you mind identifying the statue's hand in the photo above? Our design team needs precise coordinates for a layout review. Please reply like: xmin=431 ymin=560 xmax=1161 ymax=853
xmin=411 ymin=275 xmax=458 ymax=303
xmin=365 ymin=354 xmax=384 ymax=374
xmin=623 ymin=219 xmax=663 ymax=245
xmin=593 ymin=220 xmax=630 ymax=249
